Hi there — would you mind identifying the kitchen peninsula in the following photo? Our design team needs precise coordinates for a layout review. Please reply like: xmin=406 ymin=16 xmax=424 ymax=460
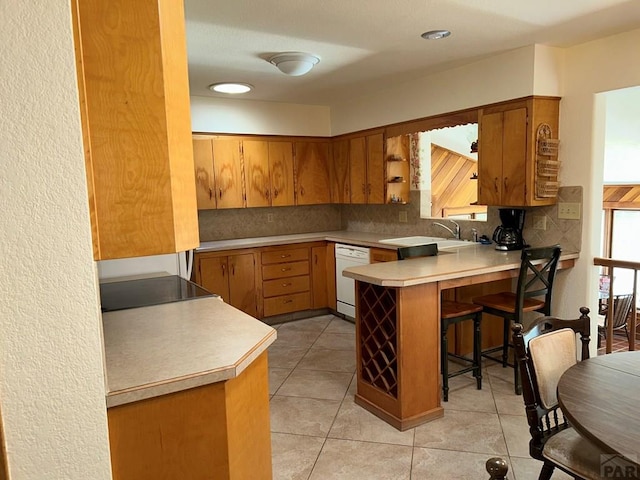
xmin=102 ymin=295 xmax=276 ymax=480
xmin=341 ymin=245 xmax=578 ymax=431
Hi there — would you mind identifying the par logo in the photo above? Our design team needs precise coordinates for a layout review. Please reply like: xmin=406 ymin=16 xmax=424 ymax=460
xmin=601 ymin=454 xmax=639 ymax=479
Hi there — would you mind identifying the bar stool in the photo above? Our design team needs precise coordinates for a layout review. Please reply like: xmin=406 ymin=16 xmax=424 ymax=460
xmin=397 ymin=244 xmax=483 ymax=401
xmin=473 ymin=245 xmax=561 ymax=394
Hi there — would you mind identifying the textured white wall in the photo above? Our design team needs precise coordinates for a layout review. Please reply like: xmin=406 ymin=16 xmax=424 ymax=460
xmin=191 ymin=96 xmax=331 ymax=136
xmin=553 ymin=28 xmax=640 ymax=338
xmin=0 ymin=2 xmax=112 ymax=479
xmin=329 ymin=45 xmax=540 ymax=135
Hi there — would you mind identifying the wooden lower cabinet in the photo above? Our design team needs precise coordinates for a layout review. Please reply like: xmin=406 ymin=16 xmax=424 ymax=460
xmin=107 ymin=352 xmax=272 ymax=480
xmin=260 ymin=245 xmax=312 ymax=316
xmin=311 ymin=245 xmax=328 ymax=308
xmin=195 ymin=241 xmax=337 ymax=319
xmin=195 ymin=251 xmax=257 ymax=317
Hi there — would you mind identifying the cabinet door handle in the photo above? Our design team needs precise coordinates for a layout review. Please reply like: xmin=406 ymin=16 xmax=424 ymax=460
xmin=493 ymin=178 xmax=499 ymax=193
xmin=367 ymin=183 xmax=371 ymax=194
xmin=283 ymin=299 xmax=293 ymax=304
xmin=265 ymin=189 xmax=270 ymax=200
xmin=362 ymin=183 xmax=366 ymax=194
xmin=281 ymin=267 xmax=292 ymax=272
xmin=503 ymin=177 xmax=508 ymax=192
xmin=281 ymin=282 xmax=292 ymax=287
xmin=280 ymin=254 xmax=291 ymax=258
xmin=300 ymin=187 xmax=305 ymax=196
xmin=209 ymin=188 xmax=213 ymax=200
xmin=314 ymin=254 xmax=318 ymax=265
xmin=273 ymin=188 xmax=278 ymax=198
xmin=219 ymin=188 xmax=223 ymax=199
xmin=221 ymin=264 xmax=226 ymax=277
xmin=231 ymin=264 xmax=235 ymax=276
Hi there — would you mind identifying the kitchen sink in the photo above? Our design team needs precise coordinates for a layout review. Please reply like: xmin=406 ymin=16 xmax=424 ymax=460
xmin=379 ymin=236 xmax=473 ymax=248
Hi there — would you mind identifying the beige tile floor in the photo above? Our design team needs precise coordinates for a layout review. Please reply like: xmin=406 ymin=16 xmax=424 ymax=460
xmin=268 ymin=314 xmax=573 ymax=480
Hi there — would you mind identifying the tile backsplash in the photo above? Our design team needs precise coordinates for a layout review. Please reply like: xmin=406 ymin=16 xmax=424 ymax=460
xmin=198 ymin=186 xmax=583 ymax=253
xmin=198 ymin=204 xmax=342 ymax=241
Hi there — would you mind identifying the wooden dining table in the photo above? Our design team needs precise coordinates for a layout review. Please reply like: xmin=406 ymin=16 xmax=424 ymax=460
xmin=557 ymin=351 xmax=640 ymax=471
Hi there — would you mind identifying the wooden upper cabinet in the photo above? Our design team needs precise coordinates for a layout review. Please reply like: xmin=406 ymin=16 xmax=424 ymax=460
xmin=478 ymin=96 xmax=560 ymax=207
xmin=294 ymin=141 xmax=331 ymax=205
xmin=192 ymin=138 xmax=217 ymax=210
xmin=367 ymin=133 xmax=385 ymax=204
xmin=349 ymin=137 xmax=367 ymax=204
xmin=268 ymin=142 xmax=295 ymax=207
xmin=477 ymin=111 xmax=505 ymax=206
xmin=330 ymin=139 xmax=350 ymax=203
xmin=244 ymin=140 xmax=295 ymax=208
xmin=212 ymin=138 xmax=245 ymax=209
xmin=72 ymin=0 xmax=199 ymax=260
xmin=349 ymin=133 xmax=385 ymax=204
xmin=243 ymin=140 xmax=271 ymax=208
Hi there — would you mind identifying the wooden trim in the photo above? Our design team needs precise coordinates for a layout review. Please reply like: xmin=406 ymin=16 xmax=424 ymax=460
xmin=354 ymin=393 xmax=443 ymax=431
xmin=192 ymin=133 xmax=330 ymax=142
xmin=0 ymin=406 xmax=7 ymax=480
xmin=331 ymin=127 xmax=386 ymax=142
xmin=594 ymin=257 xmax=640 ymax=270
xmin=602 ymin=209 xmax=613 ymax=262
xmin=603 ymin=185 xmax=640 ymax=209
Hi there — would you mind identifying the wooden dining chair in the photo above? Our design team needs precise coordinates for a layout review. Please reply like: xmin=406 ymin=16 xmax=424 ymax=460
xmin=473 ymin=245 xmax=561 ymax=394
xmin=397 ymin=244 xmax=483 ymax=401
xmin=597 ymin=293 xmax=634 ymax=349
xmin=512 ymin=307 xmax=602 ymax=480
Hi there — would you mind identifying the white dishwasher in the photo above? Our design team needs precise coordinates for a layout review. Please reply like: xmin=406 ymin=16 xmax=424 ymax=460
xmin=335 ymin=243 xmax=370 ymax=318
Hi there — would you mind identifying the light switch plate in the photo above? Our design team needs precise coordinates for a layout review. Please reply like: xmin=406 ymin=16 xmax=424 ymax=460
xmin=399 ymin=211 xmax=408 ymax=223
xmin=267 ymin=213 xmax=274 ymax=223
xmin=558 ymin=202 xmax=581 ymax=220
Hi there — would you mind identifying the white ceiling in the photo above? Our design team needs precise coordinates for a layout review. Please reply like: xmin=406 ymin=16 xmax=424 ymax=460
xmin=184 ymin=0 xmax=640 ymax=106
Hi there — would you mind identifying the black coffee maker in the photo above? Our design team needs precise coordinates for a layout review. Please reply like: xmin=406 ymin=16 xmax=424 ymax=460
xmin=493 ymin=208 xmax=526 ymax=251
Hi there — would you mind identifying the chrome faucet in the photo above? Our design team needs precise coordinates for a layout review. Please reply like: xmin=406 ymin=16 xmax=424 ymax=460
xmin=432 ymin=220 xmax=461 ymax=240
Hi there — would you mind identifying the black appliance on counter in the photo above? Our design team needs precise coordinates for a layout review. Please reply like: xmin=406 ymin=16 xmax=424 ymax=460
xmin=493 ymin=208 xmax=526 ymax=251
xmin=100 ymin=275 xmax=215 ymax=312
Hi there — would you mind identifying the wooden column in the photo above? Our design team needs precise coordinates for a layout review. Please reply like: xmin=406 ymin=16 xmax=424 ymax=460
xmin=354 ymin=281 xmax=444 ymax=430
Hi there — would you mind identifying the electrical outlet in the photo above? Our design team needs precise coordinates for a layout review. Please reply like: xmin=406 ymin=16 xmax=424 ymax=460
xmin=558 ymin=202 xmax=581 ymax=220
xmin=267 ymin=213 xmax=274 ymax=223
xmin=532 ymin=215 xmax=547 ymax=230
xmin=399 ymin=211 xmax=408 ymax=223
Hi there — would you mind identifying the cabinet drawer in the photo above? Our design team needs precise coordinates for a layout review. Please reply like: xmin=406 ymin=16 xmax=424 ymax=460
xmin=263 ymin=275 xmax=310 ymax=298
xmin=264 ymin=292 xmax=311 ymax=317
xmin=262 ymin=261 xmax=309 ymax=280
xmin=261 ymin=248 xmax=309 ymax=265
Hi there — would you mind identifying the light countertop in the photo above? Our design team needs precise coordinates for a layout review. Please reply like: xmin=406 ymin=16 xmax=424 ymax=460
xmin=102 ymin=296 xmax=276 ymax=407
xmin=196 ymin=231 xmax=578 ymax=288
xmin=196 ymin=231 xmax=418 ymax=252
xmin=342 ymin=243 xmax=579 ymax=287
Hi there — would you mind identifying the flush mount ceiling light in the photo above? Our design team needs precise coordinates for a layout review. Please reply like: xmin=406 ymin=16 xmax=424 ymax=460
xmin=421 ymin=29 xmax=451 ymax=40
xmin=208 ymin=82 xmax=253 ymax=94
xmin=268 ymin=52 xmax=320 ymax=76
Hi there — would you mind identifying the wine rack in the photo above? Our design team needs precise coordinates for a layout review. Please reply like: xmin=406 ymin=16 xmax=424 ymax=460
xmin=358 ymin=283 xmax=399 ymax=398
xmin=535 ymin=123 xmax=560 ymax=199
